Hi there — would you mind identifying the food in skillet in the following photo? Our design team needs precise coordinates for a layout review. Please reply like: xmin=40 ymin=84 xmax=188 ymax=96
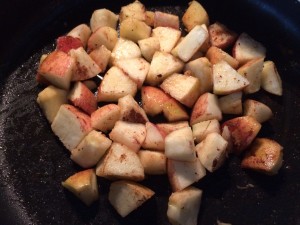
xmin=36 ymin=0 xmax=284 ymax=224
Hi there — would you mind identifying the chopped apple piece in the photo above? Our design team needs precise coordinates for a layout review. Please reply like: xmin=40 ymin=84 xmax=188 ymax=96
xmin=184 ymin=57 xmax=213 ymax=93
xmin=165 ymin=127 xmax=196 ymax=162
xmin=154 ymin=11 xmax=179 ymax=30
xmin=67 ymin=24 xmax=91 ymax=48
xmin=120 ymin=18 xmax=151 ymax=43
xmin=206 ymin=46 xmax=239 ymax=69
xmin=37 ymin=85 xmax=68 ymax=123
xmin=160 ymin=73 xmax=202 ymax=107
xmin=168 ymin=159 xmax=206 ymax=192
xmin=119 ymin=0 xmax=146 ymax=22
xmin=192 ymin=119 xmax=220 ymax=143
xmin=96 ymin=142 xmax=144 ymax=181
xmin=238 ymin=57 xmax=264 ymax=94
xmin=142 ymin=122 xmax=165 ymax=151
xmin=90 ymin=8 xmax=119 ymax=32
xmin=110 ymin=38 xmax=142 ymax=65
xmin=157 ymin=121 xmax=189 ymax=136
xmin=222 ymin=116 xmax=261 ymax=154
xmin=163 ymin=98 xmax=189 ymax=122
xmin=118 ymin=94 xmax=149 ymax=124
xmin=69 ymin=47 xmax=101 ymax=81
xmin=152 ymin=27 xmax=181 ymax=53
xmin=87 ymin=26 xmax=118 ymax=51
xmin=109 ymin=121 xmax=146 ymax=152
xmin=138 ymin=150 xmax=166 ymax=175
xmin=51 ymin=104 xmax=92 ymax=151
xmin=190 ymin=92 xmax=222 ymax=125
xmin=208 ymin=22 xmax=237 ymax=49
xmin=71 ymin=130 xmax=112 ymax=168
xmin=196 ymin=132 xmax=228 ymax=172
xmin=91 ymin=104 xmax=120 ymax=132
xmin=241 ymin=138 xmax=283 ymax=175
xmin=233 ymin=33 xmax=266 ymax=65
xmin=167 ymin=186 xmax=202 ymax=225
xmin=172 ymin=25 xmax=208 ymax=62
xmin=261 ymin=60 xmax=283 ymax=96
xmin=89 ymin=45 xmax=111 ymax=71
xmin=56 ymin=36 xmax=82 ymax=53
xmin=97 ymin=66 xmax=137 ymax=102
xmin=68 ymin=81 xmax=97 ymax=115
xmin=218 ymin=92 xmax=243 ymax=115
xmin=146 ymin=51 xmax=184 ymax=86
xmin=109 ymin=180 xmax=154 ymax=217
xmin=114 ymin=58 xmax=150 ymax=88
xmin=62 ymin=169 xmax=98 ymax=206
xmin=182 ymin=0 xmax=209 ymax=31
xmin=145 ymin=11 xmax=155 ymax=26
xmin=213 ymin=60 xmax=249 ymax=95
xmin=138 ymin=37 xmax=160 ymax=62
xmin=38 ymin=50 xmax=74 ymax=90
xmin=243 ymin=99 xmax=273 ymax=123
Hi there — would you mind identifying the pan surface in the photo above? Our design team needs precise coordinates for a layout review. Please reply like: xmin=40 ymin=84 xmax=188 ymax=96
xmin=0 ymin=0 xmax=300 ymax=224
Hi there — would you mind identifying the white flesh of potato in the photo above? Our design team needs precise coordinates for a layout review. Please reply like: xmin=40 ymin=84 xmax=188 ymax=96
xmin=196 ymin=132 xmax=228 ymax=172
xmin=167 ymin=186 xmax=203 ymax=225
xmin=109 ymin=121 xmax=146 ymax=152
xmin=37 ymin=85 xmax=68 ymax=123
xmin=120 ymin=18 xmax=151 ymax=43
xmin=51 ymin=104 xmax=92 ymax=151
xmin=87 ymin=26 xmax=118 ymax=51
xmin=172 ymin=25 xmax=208 ymax=62
xmin=109 ymin=180 xmax=154 ymax=217
xmin=91 ymin=104 xmax=120 ymax=132
xmin=67 ymin=24 xmax=91 ymax=48
xmin=138 ymin=150 xmax=167 ymax=175
xmin=90 ymin=8 xmax=119 ymax=32
xmin=213 ymin=60 xmax=249 ymax=95
xmin=62 ymin=169 xmax=98 ymax=206
xmin=218 ymin=92 xmax=243 ymax=115
xmin=71 ymin=130 xmax=112 ymax=168
xmin=261 ymin=60 xmax=283 ymax=96
xmin=89 ymin=45 xmax=111 ymax=71
xmin=168 ymin=158 xmax=206 ymax=192
xmin=192 ymin=119 xmax=220 ymax=143
xmin=119 ymin=0 xmax=146 ymax=22
xmin=142 ymin=122 xmax=165 ymax=151
xmin=152 ymin=27 xmax=181 ymax=53
xmin=243 ymin=99 xmax=273 ymax=123
xmin=165 ymin=127 xmax=196 ymax=162
xmin=96 ymin=142 xmax=145 ymax=181
xmin=138 ymin=37 xmax=160 ymax=62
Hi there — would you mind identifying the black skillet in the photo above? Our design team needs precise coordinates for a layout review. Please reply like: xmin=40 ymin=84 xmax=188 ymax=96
xmin=1 ymin=0 xmax=300 ymax=224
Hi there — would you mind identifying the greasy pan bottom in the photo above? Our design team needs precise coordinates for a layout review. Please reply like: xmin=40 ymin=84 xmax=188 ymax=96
xmin=0 ymin=0 xmax=300 ymax=224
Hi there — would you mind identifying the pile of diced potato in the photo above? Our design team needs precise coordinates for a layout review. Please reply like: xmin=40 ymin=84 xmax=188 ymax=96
xmin=36 ymin=0 xmax=284 ymax=224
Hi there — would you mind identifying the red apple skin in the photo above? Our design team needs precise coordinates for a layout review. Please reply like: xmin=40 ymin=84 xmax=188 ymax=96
xmin=56 ymin=36 xmax=83 ymax=53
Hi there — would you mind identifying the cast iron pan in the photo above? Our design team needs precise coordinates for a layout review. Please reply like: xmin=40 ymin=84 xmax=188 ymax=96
xmin=1 ymin=0 xmax=300 ymax=224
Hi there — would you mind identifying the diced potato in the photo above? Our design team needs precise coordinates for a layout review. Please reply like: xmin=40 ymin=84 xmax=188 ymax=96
xmin=142 ymin=122 xmax=165 ymax=151
xmin=182 ymin=0 xmax=209 ymax=31
xmin=154 ymin=11 xmax=180 ymax=30
xmin=138 ymin=37 xmax=160 ymax=62
xmin=87 ymin=26 xmax=118 ymax=51
xmin=68 ymin=24 xmax=92 ymax=48
xmin=119 ymin=0 xmax=147 ymax=22
xmin=145 ymin=11 xmax=155 ymax=26
xmin=152 ymin=27 xmax=181 ymax=53
xmin=91 ymin=104 xmax=120 ymax=132
xmin=89 ymin=45 xmax=111 ymax=71
xmin=156 ymin=121 xmax=189 ymax=136
xmin=109 ymin=180 xmax=154 ymax=217
xmin=241 ymin=138 xmax=283 ymax=175
xmin=192 ymin=119 xmax=220 ymax=143
xmin=206 ymin=46 xmax=239 ymax=69
xmin=208 ymin=22 xmax=237 ymax=49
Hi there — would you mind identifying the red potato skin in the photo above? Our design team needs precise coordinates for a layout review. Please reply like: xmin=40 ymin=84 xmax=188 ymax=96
xmin=69 ymin=82 xmax=97 ymax=115
xmin=222 ymin=116 xmax=261 ymax=154
xmin=56 ymin=36 xmax=83 ymax=53
xmin=64 ymin=104 xmax=92 ymax=133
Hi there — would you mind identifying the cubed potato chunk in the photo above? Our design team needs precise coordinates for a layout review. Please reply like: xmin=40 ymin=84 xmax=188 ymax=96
xmin=142 ymin=122 xmax=165 ymax=151
xmin=152 ymin=27 xmax=181 ymax=53
xmin=90 ymin=8 xmax=119 ymax=32
xmin=138 ymin=150 xmax=167 ymax=175
xmin=91 ymin=104 xmax=120 ymax=132
xmin=243 ymin=99 xmax=273 ymax=123
xmin=218 ymin=92 xmax=243 ymax=115
xmin=119 ymin=1 xmax=146 ymax=22
xmin=138 ymin=37 xmax=160 ymax=62
xmin=154 ymin=11 xmax=180 ymax=29
xmin=261 ymin=60 xmax=283 ymax=96
xmin=89 ymin=45 xmax=111 ymax=71
xmin=68 ymin=24 xmax=92 ymax=48
xmin=87 ymin=26 xmax=118 ymax=51
xmin=192 ymin=119 xmax=220 ymax=143
xmin=120 ymin=18 xmax=151 ymax=43
xmin=206 ymin=46 xmax=239 ymax=69
xmin=208 ymin=22 xmax=237 ymax=49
